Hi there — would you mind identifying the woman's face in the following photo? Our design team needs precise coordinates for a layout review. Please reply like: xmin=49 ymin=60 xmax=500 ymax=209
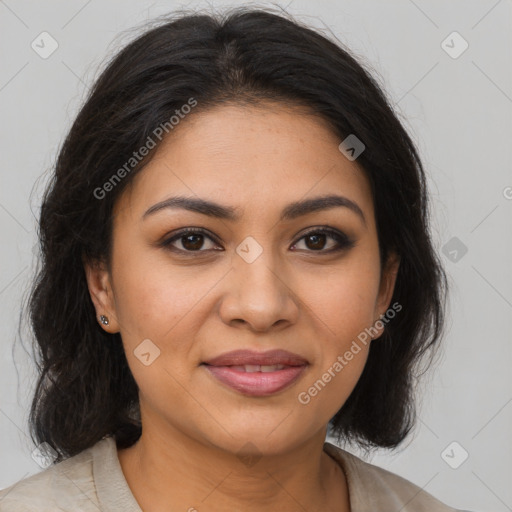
xmin=85 ymin=102 xmax=399 ymax=456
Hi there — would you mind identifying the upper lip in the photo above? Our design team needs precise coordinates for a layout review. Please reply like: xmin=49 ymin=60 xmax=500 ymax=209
xmin=202 ymin=349 xmax=309 ymax=367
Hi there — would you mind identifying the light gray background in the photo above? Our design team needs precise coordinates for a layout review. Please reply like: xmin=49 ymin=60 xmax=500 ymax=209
xmin=1 ymin=1 xmax=511 ymax=510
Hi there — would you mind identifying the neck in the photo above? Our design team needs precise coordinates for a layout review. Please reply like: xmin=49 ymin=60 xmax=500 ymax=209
xmin=117 ymin=422 xmax=350 ymax=512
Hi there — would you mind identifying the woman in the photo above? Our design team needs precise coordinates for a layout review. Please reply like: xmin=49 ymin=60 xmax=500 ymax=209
xmin=0 ymin=6 xmax=467 ymax=511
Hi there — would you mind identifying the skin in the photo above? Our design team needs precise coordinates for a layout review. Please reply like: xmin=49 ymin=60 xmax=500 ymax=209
xmin=85 ymin=102 xmax=400 ymax=512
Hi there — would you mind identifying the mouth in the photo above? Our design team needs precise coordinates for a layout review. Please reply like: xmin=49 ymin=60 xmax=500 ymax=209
xmin=211 ymin=363 xmax=291 ymax=372
xmin=201 ymin=349 xmax=309 ymax=397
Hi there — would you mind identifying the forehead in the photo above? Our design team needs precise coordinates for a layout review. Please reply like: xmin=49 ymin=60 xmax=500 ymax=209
xmin=114 ymin=102 xmax=374 ymax=226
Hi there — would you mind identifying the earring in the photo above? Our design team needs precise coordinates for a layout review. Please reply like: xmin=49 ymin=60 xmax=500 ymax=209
xmin=99 ymin=315 xmax=109 ymax=326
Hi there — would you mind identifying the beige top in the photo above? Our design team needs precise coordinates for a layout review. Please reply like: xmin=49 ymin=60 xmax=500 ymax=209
xmin=0 ymin=436 xmax=465 ymax=511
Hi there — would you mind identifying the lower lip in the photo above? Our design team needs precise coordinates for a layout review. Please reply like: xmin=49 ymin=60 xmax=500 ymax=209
xmin=202 ymin=364 xmax=308 ymax=396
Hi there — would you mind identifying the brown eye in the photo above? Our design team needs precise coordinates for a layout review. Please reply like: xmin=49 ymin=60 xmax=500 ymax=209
xmin=291 ymin=228 xmax=355 ymax=253
xmin=161 ymin=228 xmax=221 ymax=254
xmin=304 ymin=232 xmax=329 ymax=250
xmin=161 ymin=226 xmax=355 ymax=257
xmin=180 ymin=233 xmax=207 ymax=251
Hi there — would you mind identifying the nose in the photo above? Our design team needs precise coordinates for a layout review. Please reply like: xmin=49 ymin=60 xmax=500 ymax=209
xmin=218 ymin=243 xmax=299 ymax=333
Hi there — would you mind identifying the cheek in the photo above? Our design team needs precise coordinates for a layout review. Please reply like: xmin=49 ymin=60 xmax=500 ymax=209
xmin=109 ymin=235 xmax=196 ymax=333
xmin=307 ymin=263 xmax=380 ymax=342
xmin=109 ymin=250 xmax=224 ymax=392
xmin=296 ymin=338 xmax=370 ymax=423
xmin=291 ymin=265 xmax=378 ymax=412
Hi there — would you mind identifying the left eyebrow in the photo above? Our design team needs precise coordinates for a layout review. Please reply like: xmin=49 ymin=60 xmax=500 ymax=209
xmin=142 ymin=194 xmax=366 ymax=227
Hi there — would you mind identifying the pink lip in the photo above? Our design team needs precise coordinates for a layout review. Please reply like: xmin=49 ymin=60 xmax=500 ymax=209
xmin=202 ymin=349 xmax=308 ymax=367
xmin=201 ymin=349 xmax=309 ymax=397
xmin=203 ymin=364 xmax=308 ymax=396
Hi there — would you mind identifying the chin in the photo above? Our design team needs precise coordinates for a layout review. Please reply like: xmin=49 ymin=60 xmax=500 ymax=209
xmin=202 ymin=420 xmax=312 ymax=459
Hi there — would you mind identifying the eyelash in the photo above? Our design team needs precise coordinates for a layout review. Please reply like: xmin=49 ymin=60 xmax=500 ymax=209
xmin=160 ymin=226 xmax=355 ymax=256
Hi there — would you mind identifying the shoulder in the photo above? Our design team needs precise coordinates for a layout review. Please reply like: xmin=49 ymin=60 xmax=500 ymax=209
xmin=323 ymin=442 xmax=472 ymax=512
xmin=0 ymin=438 xmax=111 ymax=512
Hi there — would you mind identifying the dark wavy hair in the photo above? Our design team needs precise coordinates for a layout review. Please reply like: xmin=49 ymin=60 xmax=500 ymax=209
xmin=20 ymin=6 xmax=449 ymax=463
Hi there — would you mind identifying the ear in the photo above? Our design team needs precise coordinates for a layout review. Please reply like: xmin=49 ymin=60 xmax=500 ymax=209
xmin=83 ymin=257 xmax=120 ymax=333
xmin=372 ymin=251 xmax=400 ymax=340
